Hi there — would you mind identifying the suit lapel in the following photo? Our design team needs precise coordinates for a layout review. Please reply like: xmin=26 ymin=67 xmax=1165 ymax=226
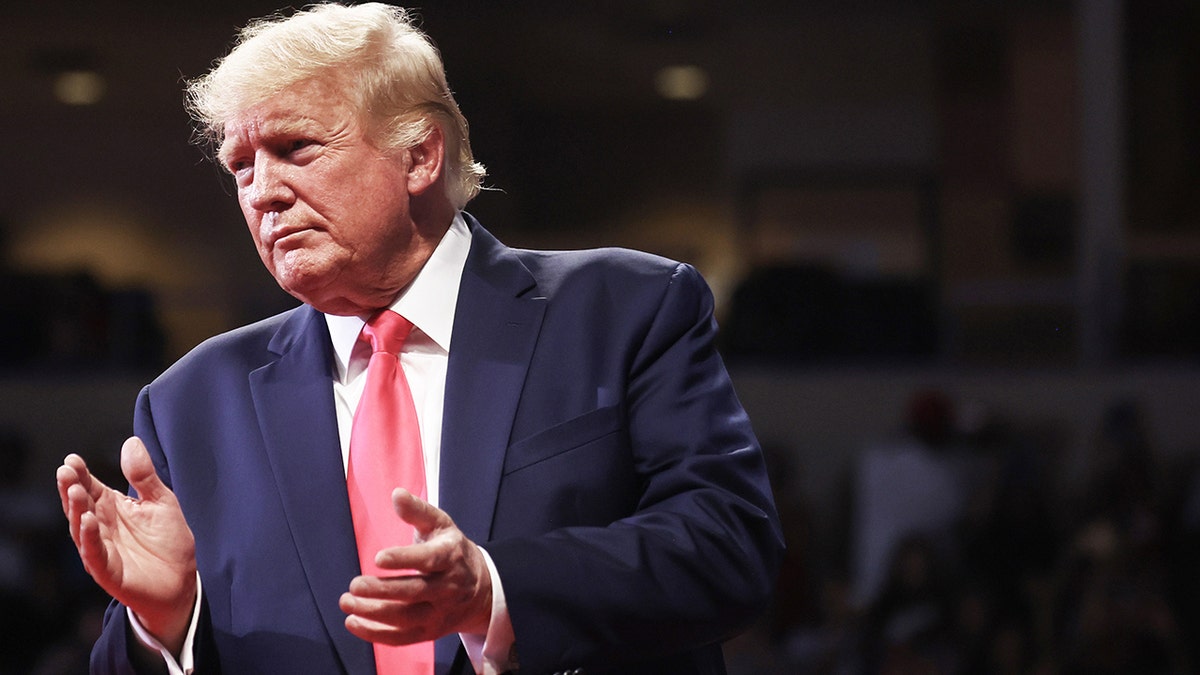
xmin=243 ymin=221 xmax=542 ymax=675
xmin=249 ymin=307 xmax=375 ymax=675
xmin=435 ymin=220 xmax=545 ymax=672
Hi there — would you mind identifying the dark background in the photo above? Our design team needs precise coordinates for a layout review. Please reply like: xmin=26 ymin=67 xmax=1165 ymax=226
xmin=2 ymin=1 xmax=1199 ymax=672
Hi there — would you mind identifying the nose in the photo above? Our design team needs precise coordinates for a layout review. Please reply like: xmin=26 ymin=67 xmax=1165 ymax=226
xmin=245 ymin=152 xmax=295 ymax=212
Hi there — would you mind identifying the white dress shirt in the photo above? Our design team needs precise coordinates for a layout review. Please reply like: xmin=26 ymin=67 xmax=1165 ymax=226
xmin=132 ymin=213 xmax=515 ymax=674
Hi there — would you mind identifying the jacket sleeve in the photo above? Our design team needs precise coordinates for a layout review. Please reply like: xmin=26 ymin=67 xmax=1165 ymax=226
xmin=89 ymin=387 xmax=224 ymax=675
xmin=483 ymin=263 xmax=785 ymax=673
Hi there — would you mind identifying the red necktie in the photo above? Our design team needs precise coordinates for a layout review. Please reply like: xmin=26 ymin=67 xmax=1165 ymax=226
xmin=346 ymin=309 xmax=435 ymax=674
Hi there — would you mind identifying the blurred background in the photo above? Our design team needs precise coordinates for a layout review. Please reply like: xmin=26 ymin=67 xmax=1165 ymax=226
xmin=2 ymin=0 xmax=1199 ymax=672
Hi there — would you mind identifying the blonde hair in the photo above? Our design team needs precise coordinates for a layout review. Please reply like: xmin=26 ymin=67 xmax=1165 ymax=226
xmin=185 ymin=2 xmax=485 ymax=209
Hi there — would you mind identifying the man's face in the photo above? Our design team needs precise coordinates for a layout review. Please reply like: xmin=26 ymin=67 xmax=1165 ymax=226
xmin=219 ymin=78 xmax=438 ymax=315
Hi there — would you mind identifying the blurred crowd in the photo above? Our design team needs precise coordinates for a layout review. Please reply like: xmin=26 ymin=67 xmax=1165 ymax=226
xmin=730 ymin=391 xmax=1200 ymax=675
xmin=3 ymin=389 xmax=1198 ymax=674
xmin=0 ymin=429 xmax=117 ymax=675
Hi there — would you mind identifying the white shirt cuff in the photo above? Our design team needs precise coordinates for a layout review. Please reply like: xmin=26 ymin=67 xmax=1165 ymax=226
xmin=460 ymin=546 xmax=516 ymax=674
xmin=126 ymin=572 xmax=202 ymax=675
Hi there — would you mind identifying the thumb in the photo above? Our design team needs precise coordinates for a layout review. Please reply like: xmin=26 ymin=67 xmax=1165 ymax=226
xmin=391 ymin=488 xmax=448 ymax=537
xmin=120 ymin=436 xmax=171 ymax=502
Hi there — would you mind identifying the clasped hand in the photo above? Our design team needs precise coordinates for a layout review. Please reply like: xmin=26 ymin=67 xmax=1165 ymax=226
xmin=339 ymin=488 xmax=494 ymax=644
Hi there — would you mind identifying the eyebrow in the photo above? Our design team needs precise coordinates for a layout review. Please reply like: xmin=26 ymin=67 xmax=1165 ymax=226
xmin=216 ymin=141 xmax=241 ymax=169
xmin=217 ymin=116 xmax=324 ymax=167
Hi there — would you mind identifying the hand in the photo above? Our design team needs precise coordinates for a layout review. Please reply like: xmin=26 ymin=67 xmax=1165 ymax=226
xmin=56 ymin=437 xmax=198 ymax=655
xmin=339 ymin=489 xmax=493 ymax=645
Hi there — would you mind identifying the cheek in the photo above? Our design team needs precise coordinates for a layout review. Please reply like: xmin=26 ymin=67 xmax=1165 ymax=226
xmin=246 ymin=223 xmax=265 ymax=250
xmin=239 ymin=203 xmax=264 ymax=242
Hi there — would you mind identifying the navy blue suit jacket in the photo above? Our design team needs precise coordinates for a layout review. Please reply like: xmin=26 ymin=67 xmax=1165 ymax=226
xmin=91 ymin=217 xmax=783 ymax=675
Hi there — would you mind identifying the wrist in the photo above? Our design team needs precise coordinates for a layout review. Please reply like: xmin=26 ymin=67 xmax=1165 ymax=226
xmin=133 ymin=575 xmax=198 ymax=657
xmin=472 ymin=547 xmax=495 ymax=635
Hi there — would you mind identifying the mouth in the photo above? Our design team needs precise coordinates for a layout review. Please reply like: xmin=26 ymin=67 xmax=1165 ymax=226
xmin=267 ymin=225 xmax=317 ymax=250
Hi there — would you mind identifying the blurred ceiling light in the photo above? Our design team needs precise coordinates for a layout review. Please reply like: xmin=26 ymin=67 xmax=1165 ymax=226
xmin=654 ymin=65 xmax=709 ymax=101
xmin=54 ymin=70 xmax=106 ymax=105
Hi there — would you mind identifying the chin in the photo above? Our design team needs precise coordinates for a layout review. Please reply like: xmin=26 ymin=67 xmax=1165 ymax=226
xmin=275 ymin=272 xmax=326 ymax=307
xmin=282 ymin=286 xmax=361 ymax=316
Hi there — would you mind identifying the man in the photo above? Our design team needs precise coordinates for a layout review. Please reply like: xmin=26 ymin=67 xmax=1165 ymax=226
xmin=55 ymin=3 xmax=783 ymax=674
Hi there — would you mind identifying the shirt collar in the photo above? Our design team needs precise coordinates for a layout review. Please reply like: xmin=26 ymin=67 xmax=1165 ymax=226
xmin=325 ymin=212 xmax=472 ymax=380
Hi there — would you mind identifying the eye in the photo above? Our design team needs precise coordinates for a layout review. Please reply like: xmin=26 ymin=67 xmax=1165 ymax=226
xmin=281 ymin=138 xmax=321 ymax=165
xmin=223 ymin=160 xmax=251 ymax=187
xmin=287 ymin=138 xmax=316 ymax=154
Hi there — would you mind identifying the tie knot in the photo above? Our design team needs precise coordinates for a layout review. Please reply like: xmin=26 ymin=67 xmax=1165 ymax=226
xmin=361 ymin=309 xmax=413 ymax=355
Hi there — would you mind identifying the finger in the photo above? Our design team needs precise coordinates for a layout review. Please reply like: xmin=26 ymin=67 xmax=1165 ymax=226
xmin=341 ymin=596 xmax=434 ymax=645
xmin=78 ymin=510 xmax=111 ymax=579
xmin=120 ymin=437 xmax=171 ymax=503
xmin=344 ymin=613 xmax=425 ymax=646
xmin=63 ymin=453 xmax=101 ymax=501
xmin=347 ymin=573 xmax=428 ymax=601
xmin=56 ymin=462 xmax=82 ymax=517
xmin=375 ymin=540 xmax=447 ymax=573
xmin=65 ymin=482 xmax=95 ymax=549
xmin=391 ymin=489 xmax=451 ymax=539
xmin=63 ymin=452 xmax=89 ymax=476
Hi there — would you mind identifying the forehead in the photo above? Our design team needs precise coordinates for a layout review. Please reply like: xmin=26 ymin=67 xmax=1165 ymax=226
xmin=218 ymin=80 xmax=358 ymax=154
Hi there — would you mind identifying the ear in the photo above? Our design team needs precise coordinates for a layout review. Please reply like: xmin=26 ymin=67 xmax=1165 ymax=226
xmin=406 ymin=124 xmax=446 ymax=197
